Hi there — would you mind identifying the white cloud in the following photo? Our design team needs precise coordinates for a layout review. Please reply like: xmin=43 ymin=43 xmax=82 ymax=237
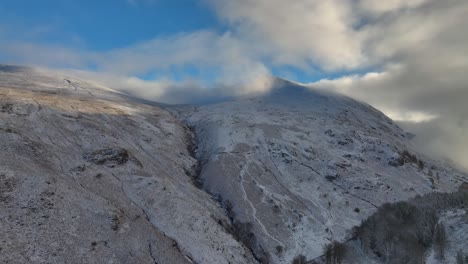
xmin=0 ymin=29 xmax=274 ymax=101
xmin=310 ymin=29 xmax=468 ymax=168
xmin=357 ymin=0 xmax=428 ymax=15
xmin=208 ymin=0 xmax=366 ymax=70
xmin=62 ymin=66 xmax=274 ymax=105
xmin=1 ymin=0 xmax=468 ymax=168
xmin=207 ymin=0 xmax=468 ymax=73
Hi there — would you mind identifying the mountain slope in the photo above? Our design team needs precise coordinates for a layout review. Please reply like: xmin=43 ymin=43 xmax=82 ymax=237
xmin=176 ymin=79 xmax=467 ymax=263
xmin=0 ymin=67 xmax=257 ymax=264
xmin=1 ymin=66 xmax=466 ymax=264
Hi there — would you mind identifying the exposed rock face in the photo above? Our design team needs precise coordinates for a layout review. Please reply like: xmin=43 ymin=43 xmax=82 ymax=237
xmin=83 ymin=148 xmax=129 ymax=166
xmin=0 ymin=67 xmax=257 ymax=264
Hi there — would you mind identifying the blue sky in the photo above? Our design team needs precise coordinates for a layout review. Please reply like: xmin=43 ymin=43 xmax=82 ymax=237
xmin=1 ymin=0 xmax=468 ymax=167
xmin=0 ymin=0 xmax=361 ymax=84
xmin=0 ymin=0 xmax=218 ymax=50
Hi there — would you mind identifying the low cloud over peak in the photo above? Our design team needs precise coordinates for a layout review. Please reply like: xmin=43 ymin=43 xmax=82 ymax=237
xmin=1 ymin=0 xmax=468 ymax=169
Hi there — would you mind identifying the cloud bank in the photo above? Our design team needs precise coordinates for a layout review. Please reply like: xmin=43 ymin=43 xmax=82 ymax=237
xmin=303 ymin=0 xmax=468 ymax=168
xmin=1 ymin=0 xmax=468 ymax=169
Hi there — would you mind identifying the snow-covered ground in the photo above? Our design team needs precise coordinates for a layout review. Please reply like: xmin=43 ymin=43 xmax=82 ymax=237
xmin=176 ymin=78 xmax=467 ymax=263
xmin=0 ymin=66 xmax=466 ymax=264
xmin=0 ymin=67 xmax=257 ymax=264
xmin=426 ymin=209 xmax=468 ymax=264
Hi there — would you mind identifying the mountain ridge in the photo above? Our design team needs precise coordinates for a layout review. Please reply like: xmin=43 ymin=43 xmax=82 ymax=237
xmin=0 ymin=65 xmax=467 ymax=264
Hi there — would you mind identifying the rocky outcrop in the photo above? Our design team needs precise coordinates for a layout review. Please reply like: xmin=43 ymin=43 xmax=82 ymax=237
xmin=83 ymin=148 xmax=129 ymax=166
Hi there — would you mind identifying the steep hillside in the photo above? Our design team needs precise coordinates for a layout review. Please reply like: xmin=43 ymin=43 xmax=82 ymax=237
xmin=0 ymin=67 xmax=257 ymax=264
xmin=1 ymin=66 xmax=466 ymax=264
xmin=319 ymin=189 xmax=468 ymax=264
xmin=176 ymin=79 xmax=467 ymax=263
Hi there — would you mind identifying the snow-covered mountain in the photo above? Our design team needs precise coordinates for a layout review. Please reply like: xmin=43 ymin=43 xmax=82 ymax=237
xmin=1 ymin=66 xmax=467 ymax=264
xmin=0 ymin=66 xmax=257 ymax=264
xmin=175 ymin=78 xmax=467 ymax=263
